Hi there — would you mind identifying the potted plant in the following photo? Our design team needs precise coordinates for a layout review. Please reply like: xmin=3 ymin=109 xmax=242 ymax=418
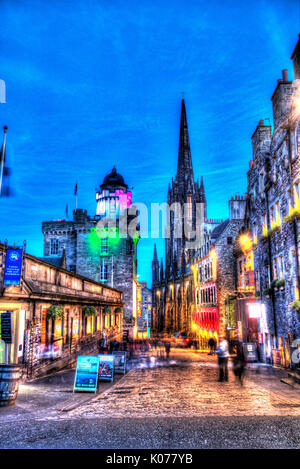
xmin=275 ymin=279 xmax=285 ymax=291
xmin=263 ymin=288 xmax=271 ymax=298
xmin=47 ymin=305 xmax=64 ymax=320
xmin=83 ymin=306 xmax=96 ymax=317
xmin=290 ymin=300 xmax=300 ymax=320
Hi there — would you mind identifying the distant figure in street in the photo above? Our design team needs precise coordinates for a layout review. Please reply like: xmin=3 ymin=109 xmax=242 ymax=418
xmin=233 ymin=341 xmax=246 ymax=385
xmin=97 ymin=337 xmax=106 ymax=355
xmin=109 ymin=339 xmax=119 ymax=353
xmin=216 ymin=336 xmax=229 ymax=382
xmin=208 ymin=337 xmax=216 ymax=355
xmin=164 ymin=341 xmax=171 ymax=360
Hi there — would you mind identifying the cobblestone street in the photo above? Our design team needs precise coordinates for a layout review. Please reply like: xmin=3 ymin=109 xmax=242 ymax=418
xmin=0 ymin=349 xmax=300 ymax=448
xmin=66 ymin=349 xmax=300 ymax=419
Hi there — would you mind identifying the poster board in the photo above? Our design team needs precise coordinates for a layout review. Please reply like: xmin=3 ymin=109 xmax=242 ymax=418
xmin=98 ymin=354 xmax=114 ymax=381
xmin=113 ymin=351 xmax=126 ymax=374
xmin=0 ymin=312 xmax=13 ymax=344
xmin=73 ymin=355 xmax=100 ymax=393
xmin=243 ymin=342 xmax=258 ymax=362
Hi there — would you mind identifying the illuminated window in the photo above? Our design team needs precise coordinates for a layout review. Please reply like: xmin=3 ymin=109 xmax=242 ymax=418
xmin=259 ymin=171 xmax=264 ymax=193
xmin=100 ymin=237 xmax=108 ymax=255
xmin=273 ymin=257 xmax=278 ymax=280
xmin=187 ymin=195 xmax=192 ymax=220
xmin=50 ymin=238 xmax=59 ymax=255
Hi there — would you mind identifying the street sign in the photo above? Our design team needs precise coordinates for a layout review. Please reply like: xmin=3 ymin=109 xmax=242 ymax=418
xmin=113 ymin=351 xmax=126 ymax=374
xmin=3 ymin=249 xmax=23 ymax=286
xmin=0 ymin=312 xmax=13 ymax=344
xmin=98 ymin=354 xmax=114 ymax=381
xmin=73 ymin=356 xmax=100 ymax=393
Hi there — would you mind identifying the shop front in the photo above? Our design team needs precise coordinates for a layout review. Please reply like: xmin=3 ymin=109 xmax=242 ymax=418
xmin=191 ymin=307 xmax=219 ymax=351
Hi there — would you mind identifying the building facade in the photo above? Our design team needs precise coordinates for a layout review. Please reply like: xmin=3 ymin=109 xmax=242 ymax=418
xmin=152 ymin=99 xmax=206 ymax=335
xmin=42 ymin=166 xmax=140 ymax=335
xmin=0 ymin=243 xmax=123 ymax=379
xmin=235 ymin=37 xmax=300 ymax=366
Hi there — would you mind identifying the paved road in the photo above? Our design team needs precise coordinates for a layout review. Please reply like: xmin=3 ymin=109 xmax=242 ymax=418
xmin=0 ymin=349 xmax=300 ymax=448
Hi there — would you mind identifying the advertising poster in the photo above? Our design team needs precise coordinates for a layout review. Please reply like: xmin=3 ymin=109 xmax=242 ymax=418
xmin=113 ymin=351 xmax=126 ymax=374
xmin=3 ymin=249 xmax=23 ymax=286
xmin=73 ymin=355 xmax=100 ymax=393
xmin=243 ymin=342 xmax=258 ymax=362
xmin=0 ymin=312 xmax=13 ymax=343
xmin=98 ymin=354 xmax=114 ymax=381
xmin=272 ymin=348 xmax=282 ymax=368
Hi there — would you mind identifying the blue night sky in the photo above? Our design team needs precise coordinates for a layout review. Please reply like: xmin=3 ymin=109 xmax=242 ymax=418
xmin=0 ymin=0 xmax=299 ymax=287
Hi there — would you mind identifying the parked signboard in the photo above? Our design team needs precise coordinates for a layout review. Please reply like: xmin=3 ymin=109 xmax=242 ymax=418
xmin=73 ymin=356 xmax=100 ymax=393
xmin=113 ymin=351 xmax=126 ymax=374
xmin=98 ymin=354 xmax=114 ymax=381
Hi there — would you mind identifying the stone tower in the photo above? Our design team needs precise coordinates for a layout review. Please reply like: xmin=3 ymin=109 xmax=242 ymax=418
xmin=165 ymin=99 xmax=206 ymax=278
xmin=42 ymin=166 xmax=139 ymax=324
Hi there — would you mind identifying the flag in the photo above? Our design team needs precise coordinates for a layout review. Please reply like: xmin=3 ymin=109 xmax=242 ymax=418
xmin=0 ymin=126 xmax=10 ymax=197
xmin=65 ymin=204 xmax=69 ymax=219
xmin=74 ymin=183 xmax=78 ymax=196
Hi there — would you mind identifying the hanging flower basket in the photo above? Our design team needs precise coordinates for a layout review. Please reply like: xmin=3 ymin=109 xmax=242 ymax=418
xmin=259 ymin=234 xmax=268 ymax=243
xmin=262 ymin=288 xmax=271 ymax=298
xmin=103 ymin=306 xmax=111 ymax=314
xmin=284 ymin=209 xmax=300 ymax=225
xmin=83 ymin=306 xmax=96 ymax=317
xmin=115 ymin=307 xmax=122 ymax=314
xmin=47 ymin=305 xmax=65 ymax=320
xmin=290 ymin=300 xmax=300 ymax=311
xmin=275 ymin=279 xmax=285 ymax=290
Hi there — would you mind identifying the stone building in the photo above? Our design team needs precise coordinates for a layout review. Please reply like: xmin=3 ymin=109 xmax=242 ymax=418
xmin=152 ymin=99 xmax=206 ymax=334
xmin=0 ymin=242 xmax=123 ymax=379
xmin=139 ymin=281 xmax=152 ymax=337
xmin=42 ymin=167 xmax=140 ymax=333
xmin=237 ymin=36 xmax=300 ymax=366
xmin=190 ymin=196 xmax=246 ymax=350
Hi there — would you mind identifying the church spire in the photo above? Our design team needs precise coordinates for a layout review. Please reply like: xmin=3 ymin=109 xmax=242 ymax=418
xmin=176 ymin=99 xmax=194 ymax=187
xmin=153 ymin=243 xmax=158 ymax=262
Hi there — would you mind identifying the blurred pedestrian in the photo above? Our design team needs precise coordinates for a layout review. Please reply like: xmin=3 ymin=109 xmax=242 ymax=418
xmin=208 ymin=337 xmax=216 ymax=355
xmin=164 ymin=341 xmax=171 ymax=360
xmin=216 ymin=336 xmax=229 ymax=382
xmin=233 ymin=341 xmax=246 ymax=385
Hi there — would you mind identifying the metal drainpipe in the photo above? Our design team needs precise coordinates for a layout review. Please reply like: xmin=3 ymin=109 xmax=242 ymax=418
xmin=286 ymin=127 xmax=300 ymax=301
xmin=265 ymin=188 xmax=278 ymax=347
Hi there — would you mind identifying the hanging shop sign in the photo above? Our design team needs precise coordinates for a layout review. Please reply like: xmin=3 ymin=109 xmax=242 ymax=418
xmin=243 ymin=342 xmax=258 ymax=362
xmin=98 ymin=354 xmax=114 ymax=381
xmin=3 ymin=248 xmax=23 ymax=286
xmin=123 ymin=330 xmax=129 ymax=342
xmin=73 ymin=355 xmax=100 ymax=393
xmin=113 ymin=351 xmax=126 ymax=374
xmin=0 ymin=312 xmax=13 ymax=344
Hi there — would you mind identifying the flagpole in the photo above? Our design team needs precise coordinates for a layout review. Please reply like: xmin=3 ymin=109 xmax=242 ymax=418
xmin=0 ymin=126 xmax=7 ymax=196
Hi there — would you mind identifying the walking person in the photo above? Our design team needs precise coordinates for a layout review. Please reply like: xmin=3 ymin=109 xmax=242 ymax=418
xmin=208 ymin=337 xmax=216 ymax=355
xmin=233 ymin=341 xmax=246 ymax=385
xmin=164 ymin=341 xmax=171 ymax=360
xmin=216 ymin=336 xmax=229 ymax=382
